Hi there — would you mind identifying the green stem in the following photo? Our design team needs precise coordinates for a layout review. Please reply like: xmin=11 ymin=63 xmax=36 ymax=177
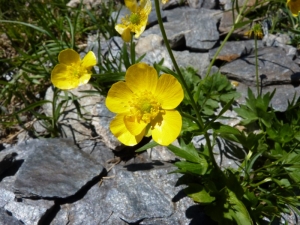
xmin=154 ymin=0 xmax=218 ymax=169
xmin=130 ymin=33 xmax=135 ymax=64
xmin=51 ymin=88 xmax=59 ymax=137
xmin=254 ymin=34 xmax=259 ymax=95
xmin=153 ymin=0 xmax=203 ymax=126
xmin=206 ymin=2 xmax=249 ymax=78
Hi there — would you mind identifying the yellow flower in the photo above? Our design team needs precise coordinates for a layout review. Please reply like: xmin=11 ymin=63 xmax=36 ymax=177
xmin=162 ymin=0 xmax=169 ymax=3
xmin=51 ymin=49 xmax=97 ymax=90
xmin=106 ymin=63 xmax=184 ymax=146
xmin=115 ymin=0 xmax=151 ymax=42
xmin=244 ymin=23 xmax=263 ymax=39
xmin=287 ymin=0 xmax=300 ymax=16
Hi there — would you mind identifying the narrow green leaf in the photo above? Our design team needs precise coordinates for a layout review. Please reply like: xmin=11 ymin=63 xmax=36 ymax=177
xmin=175 ymin=161 xmax=208 ymax=175
xmin=185 ymin=183 xmax=215 ymax=204
xmin=135 ymin=141 xmax=159 ymax=152
xmin=168 ymin=143 xmax=202 ymax=163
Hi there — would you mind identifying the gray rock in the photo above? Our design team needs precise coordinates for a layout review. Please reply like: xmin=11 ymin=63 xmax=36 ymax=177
xmin=0 ymin=208 xmax=23 ymax=225
xmin=262 ymin=33 xmax=291 ymax=47
xmin=148 ymin=0 xmax=167 ymax=26
xmin=192 ymin=135 xmax=243 ymax=170
xmin=173 ymin=51 xmax=210 ymax=76
xmin=67 ymin=0 xmax=105 ymax=9
xmin=219 ymin=10 xmax=251 ymax=37
xmin=263 ymin=34 xmax=297 ymax=59
xmin=142 ymin=21 xmax=188 ymax=49
xmin=0 ymin=152 xmax=17 ymax=176
xmin=4 ymin=199 xmax=54 ymax=225
xmin=51 ymin=162 xmax=213 ymax=225
xmin=78 ymin=140 xmax=115 ymax=165
xmin=220 ymin=47 xmax=300 ymax=86
xmin=0 ymin=188 xmax=14 ymax=208
xmin=209 ymin=40 xmax=264 ymax=62
xmin=136 ymin=35 xmax=210 ymax=75
xmin=236 ymin=82 xmax=300 ymax=112
xmin=143 ymin=8 xmax=222 ymax=51
xmin=44 ymin=84 xmax=104 ymax=143
xmin=162 ymin=0 xmax=181 ymax=9
xmin=184 ymin=11 xmax=220 ymax=50
xmin=0 ymin=139 xmax=41 ymax=170
xmin=13 ymin=138 xmax=104 ymax=198
xmin=136 ymin=34 xmax=164 ymax=55
xmin=187 ymin=0 xmax=217 ymax=9
xmin=91 ymin=99 xmax=122 ymax=150
xmin=164 ymin=6 xmax=198 ymax=22
xmin=147 ymin=145 xmax=177 ymax=162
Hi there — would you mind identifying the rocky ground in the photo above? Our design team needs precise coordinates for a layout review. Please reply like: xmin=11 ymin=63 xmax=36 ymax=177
xmin=1 ymin=0 xmax=300 ymax=224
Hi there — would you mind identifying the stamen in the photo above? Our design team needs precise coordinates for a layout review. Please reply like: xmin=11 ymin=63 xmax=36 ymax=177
xmin=128 ymin=91 xmax=161 ymax=124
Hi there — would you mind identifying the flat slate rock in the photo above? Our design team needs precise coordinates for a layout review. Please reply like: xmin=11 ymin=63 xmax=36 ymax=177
xmin=220 ymin=47 xmax=300 ymax=86
xmin=13 ymin=138 xmax=104 ymax=198
xmin=0 ymin=207 xmax=23 ymax=225
xmin=0 ymin=152 xmax=17 ymax=176
xmin=4 ymin=198 xmax=54 ymax=225
xmin=209 ymin=40 xmax=264 ymax=62
xmin=236 ymin=82 xmax=300 ymax=112
xmin=51 ymin=163 xmax=214 ymax=225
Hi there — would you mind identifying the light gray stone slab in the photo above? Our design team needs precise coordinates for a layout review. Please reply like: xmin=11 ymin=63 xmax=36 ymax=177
xmin=220 ymin=47 xmax=300 ymax=86
xmin=13 ymin=138 xmax=104 ymax=198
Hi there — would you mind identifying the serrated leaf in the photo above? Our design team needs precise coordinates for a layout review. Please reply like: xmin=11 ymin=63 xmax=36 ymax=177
xmin=135 ymin=141 xmax=159 ymax=152
xmin=175 ymin=161 xmax=208 ymax=175
xmin=228 ymin=189 xmax=253 ymax=225
xmin=168 ymin=142 xmax=202 ymax=163
xmin=185 ymin=183 xmax=215 ymax=204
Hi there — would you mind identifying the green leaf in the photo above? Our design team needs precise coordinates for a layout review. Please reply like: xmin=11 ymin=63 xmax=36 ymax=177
xmin=168 ymin=142 xmax=202 ymax=163
xmin=14 ymin=100 xmax=51 ymax=115
xmin=175 ymin=161 xmax=208 ymax=175
xmin=135 ymin=141 xmax=159 ymax=152
xmin=227 ymin=189 xmax=253 ymax=225
xmin=184 ymin=183 xmax=215 ymax=204
xmin=234 ymin=107 xmax=258 ymax=122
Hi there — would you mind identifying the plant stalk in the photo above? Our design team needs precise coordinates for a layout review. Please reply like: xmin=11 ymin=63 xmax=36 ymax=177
xmin=154 ymin=0 xmax=218 ymax=170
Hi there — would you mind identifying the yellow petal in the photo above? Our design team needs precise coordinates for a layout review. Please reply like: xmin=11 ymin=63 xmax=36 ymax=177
xmin=124 ymin=115 xmax=148 ymax=135
xmin=140 ymin=0 xmax=152 ymax=15
xmin=115 ymin=24 xmax=132 ymax=42
xmin=151 ymin=110 xmax=182 ymax=146
xmin=58 ymin=49 xmax=80 ymax=65
xmin=110 ymin=113 xmax=145 ymax=146
xmin=106 ymin=81 xmax=133 ymax=114
xmin=287 ymin=0 xmax=300 ymax=16
xmin=78 ymin=73 xmax=91 ymax=86
xmin=51 ymin=64 xmax=80 ymax=90
xmin=125 ymin=63 xmax=158 ymax=94
xmin=125 ymin=0 xmax=138 ymax=12
xmin=133 ymin=19 xmax=147 ymax=38
xmin=81 ymin=51 xmax=97 ymax=69
xmin=155 ymin=74 xmax=184 ymax=109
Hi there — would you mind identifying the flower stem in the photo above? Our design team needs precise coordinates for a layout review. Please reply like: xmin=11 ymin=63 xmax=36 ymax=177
xmin=130 ymin=33 xmax=136 ymax=64
xmin=153 ymin=0 xmax=203 ymax=128
xmin=206 ymin=2 xmax=249 ymax=78
xmin=154 ymin=0 xmax=219 ymax=169
xmin=254 ymin=34 xmax=259 ymax=95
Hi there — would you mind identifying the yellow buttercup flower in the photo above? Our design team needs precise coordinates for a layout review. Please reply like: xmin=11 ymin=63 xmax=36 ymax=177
xmin=106 ymin=63 xmax=184 ymax=146
xmin=244 ymin=23 xmax=263 ymax=39
xmin=115 ymin=0 xmax=151 ymax=42
xmin=287 ymin=0 xmax=300 ymax=16
xmin=51 ymin=49 xmax=97 ymax=90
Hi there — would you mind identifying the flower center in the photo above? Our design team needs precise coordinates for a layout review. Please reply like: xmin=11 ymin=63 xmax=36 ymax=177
xmin=128 ymin=90 xmax=162 ymax=124
xmin=129 ymin=13 xmax=140 ymax=25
